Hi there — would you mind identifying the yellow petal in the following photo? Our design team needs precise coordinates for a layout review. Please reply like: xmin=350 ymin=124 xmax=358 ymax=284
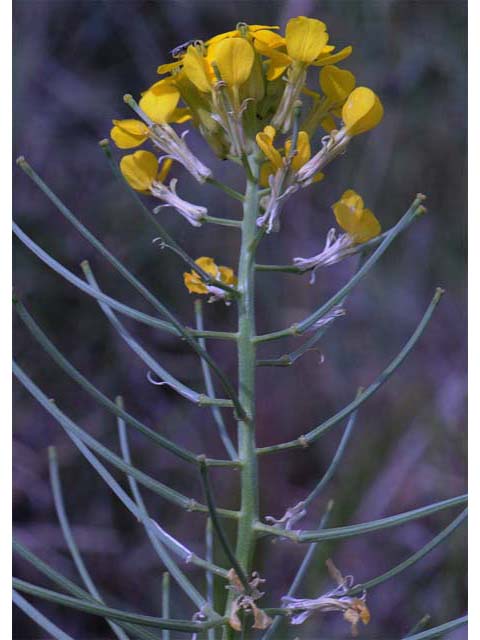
xmin=110 ymin=119 xmax=149 ymax=149
xmin=285 ymin=16 xmax=329 ymax=63
xmin=259 ymin=161 xmax=275 ymax=187
xmin=248 ymin=24 xmax=280 ymax=32
xmin=139 ymin=79 xmax=180 ymax=124
xmin=213 ymin=37 xmax=254 ymax=87
xmin=183 ymin=271 xmax=208 ymax=294
xmin=157 ymin=60 xmax=183 ymax=75
xmin=333 ymin=201 xmax=358 ymax=236
xmin=320 ymin=65 xmax=356 ymax=103
xmin=195 ymin=256 xmax=219 ymax=278
xmin=206 ymin=24 xmax=280 ymax=47
xmin=285 ymin=131 xmax=311 ymax=170
xmin=353 ymin=208 xmax=382 ymax=243
xmin=333 ymin=190 xmax=381 ymax=243
xmin=157 ymin=158 xmax=173 ymax=184
xmin=312 ymin=45 xmax=353 ymax=67
xmin=264 ymin=125 xmax=276 ymax=141
xmin=252 ymin=29 xmax=285 ymax=48
xmin=321 ymin=114 xmax=337 ymax=133
xmin=170 ymin=107 xmax=192 ymax=123
xmin=342 ymin=87 xmax=384 ymax=136
xmin=182 ymin=45 xmax=215 ymax=93
xmin=205 ymin=29 xmax=239 ymax=47
xmin=120 ymin=150 xmax=158 ymax=191
xmin=256 ymin=131 xmax=282 ymax=169
xmin=341 ymin=189 xmax=364 ymax=210
xmin=218 ymin=266 xmax=237 ymax=286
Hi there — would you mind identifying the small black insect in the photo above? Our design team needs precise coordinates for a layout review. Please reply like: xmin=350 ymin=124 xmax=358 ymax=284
xmin=170 ymin=39 xmax=203 ymax=59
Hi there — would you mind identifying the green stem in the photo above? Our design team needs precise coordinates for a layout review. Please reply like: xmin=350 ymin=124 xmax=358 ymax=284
xmin=235 ymin=159 xmax=260 ymax=573
xmin=202 ymin=215 xmax=242 ymax=228
xmin=223 ymin=157 xmax=261 ymax=639
xmin=255 ymin=493 xmax=467 ymax=542
xmin=206 ymin=177 xmax=244 ymax=202
xmin=162 ymin=573 xmax=170 ymax=640
xmin=402 ymin=615 xmax=467 ymax=640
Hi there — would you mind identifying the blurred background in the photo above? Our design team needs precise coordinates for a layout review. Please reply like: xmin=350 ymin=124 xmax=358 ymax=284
xmin=13 ymin=1 xmax=467 ymax=638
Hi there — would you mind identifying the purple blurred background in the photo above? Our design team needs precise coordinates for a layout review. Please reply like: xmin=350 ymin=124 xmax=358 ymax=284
xmin=13 ymin=1 xmax=467 ymax=638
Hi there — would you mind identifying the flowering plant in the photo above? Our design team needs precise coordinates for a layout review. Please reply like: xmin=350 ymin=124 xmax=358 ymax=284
xmin=13 ymin=14 xmax=467 ymax=640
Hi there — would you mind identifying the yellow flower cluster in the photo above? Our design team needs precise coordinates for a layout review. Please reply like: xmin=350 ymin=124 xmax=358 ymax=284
xmin=109 ymin=15 xmax=385 ymax=291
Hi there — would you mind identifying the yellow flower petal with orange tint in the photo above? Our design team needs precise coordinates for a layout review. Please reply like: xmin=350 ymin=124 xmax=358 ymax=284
xmin=183 ymin=271 xmax=208 ymax=294
xmin=285 ymin=16 xmax=329 ymax=63
xmin=285 ymin=131 xmax=311 ymax=171
xmin=218 ymin=266 xmax=237 ymax=286
xmin=342 ymin=87 xmax=384 ymax=136
xmin=120 ymin=150 xmax=159 ymax=192
xmin=183 ymin=257 xmax=237 ymax=295
xmin=256 ymin=128 xmax=282 ymax=169
xmin=214 ymin=37 xmax=255 ymax=87
xmin=110 ymin=119 xmax=149 ymax=149
xmin=157 ymin=158 xmax=173 ymax=184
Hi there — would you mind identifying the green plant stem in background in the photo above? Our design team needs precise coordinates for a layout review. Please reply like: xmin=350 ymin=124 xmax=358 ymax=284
xmin=12 ymin=361 xmax=238 ymax=520
xmin=13 ymin=591 xmax=74 ymax=640
xmin=261 ymin=502 xmax=334 ymax=640
xmin=162 ymin=573 xmax=170 ymax=640
xmin=116 ymin=400 xmax=222 ymax=617
xmin=346 ymin=508 xmax=467 ymax=596
xmin=255 ymin=494 xmax=467 ymax=542
xmin=99 ymin=142 xmax=239 ymax=292
xmin=195 ymin=300 xmax=238 ymax=460
xmin=80 ymin=260 xmax=231 ymax=408
xmin=206 ymin=518 xmax=216 ymax=640
xmin=406 ymin=615 xmax=432 ymax=636
xmin=401 ymin=615 xmax=467 ymax=640
xmin=12 ymin=578 xmax=229 ymax=632
xmin=12 ymin=542 xmax=160 ymax=640
xmin=48 ymin=447 xmax=129 ymax=640
xmin=256 ymin=287 xmax=444 ymax=455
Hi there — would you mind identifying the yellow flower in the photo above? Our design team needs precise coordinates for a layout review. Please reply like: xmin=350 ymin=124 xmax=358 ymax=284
xmin=256 ymin=127 xmax=323 ymax=186
xmin=254 ymin=16 xmax=352 ymax=80
xmin=183 ymin=257 xmax=237 ymax=295
xmin=332 ymin=190 xmax=381 ymax=243
xmin=256 ymin=126 xmax=282 ymax=171
xmin=183 ymin=38 xmax=255 ymax=92
xmin=215 ymin=37 xmax=255 ymax=88
xmin=285 ymin=16 xmax=329 ymax=63
xmin=111 ymin=119 xmax=149 ymax=149
xmin=342 ymin=87 xmax=384 ymax=136
xmin=119 ymin=150 xmax=171 ymax=192
xmin=110 ymin=111 xmax=190 ymax=150
xmin=320 ymin=65 xmax=356 ymax=104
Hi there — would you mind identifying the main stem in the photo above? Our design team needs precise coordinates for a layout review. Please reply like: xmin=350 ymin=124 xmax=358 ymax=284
xmin=224 ymin=156 xmax=260 ymax=639
xmin=236 ymin=157 xmax=260 ymax=572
